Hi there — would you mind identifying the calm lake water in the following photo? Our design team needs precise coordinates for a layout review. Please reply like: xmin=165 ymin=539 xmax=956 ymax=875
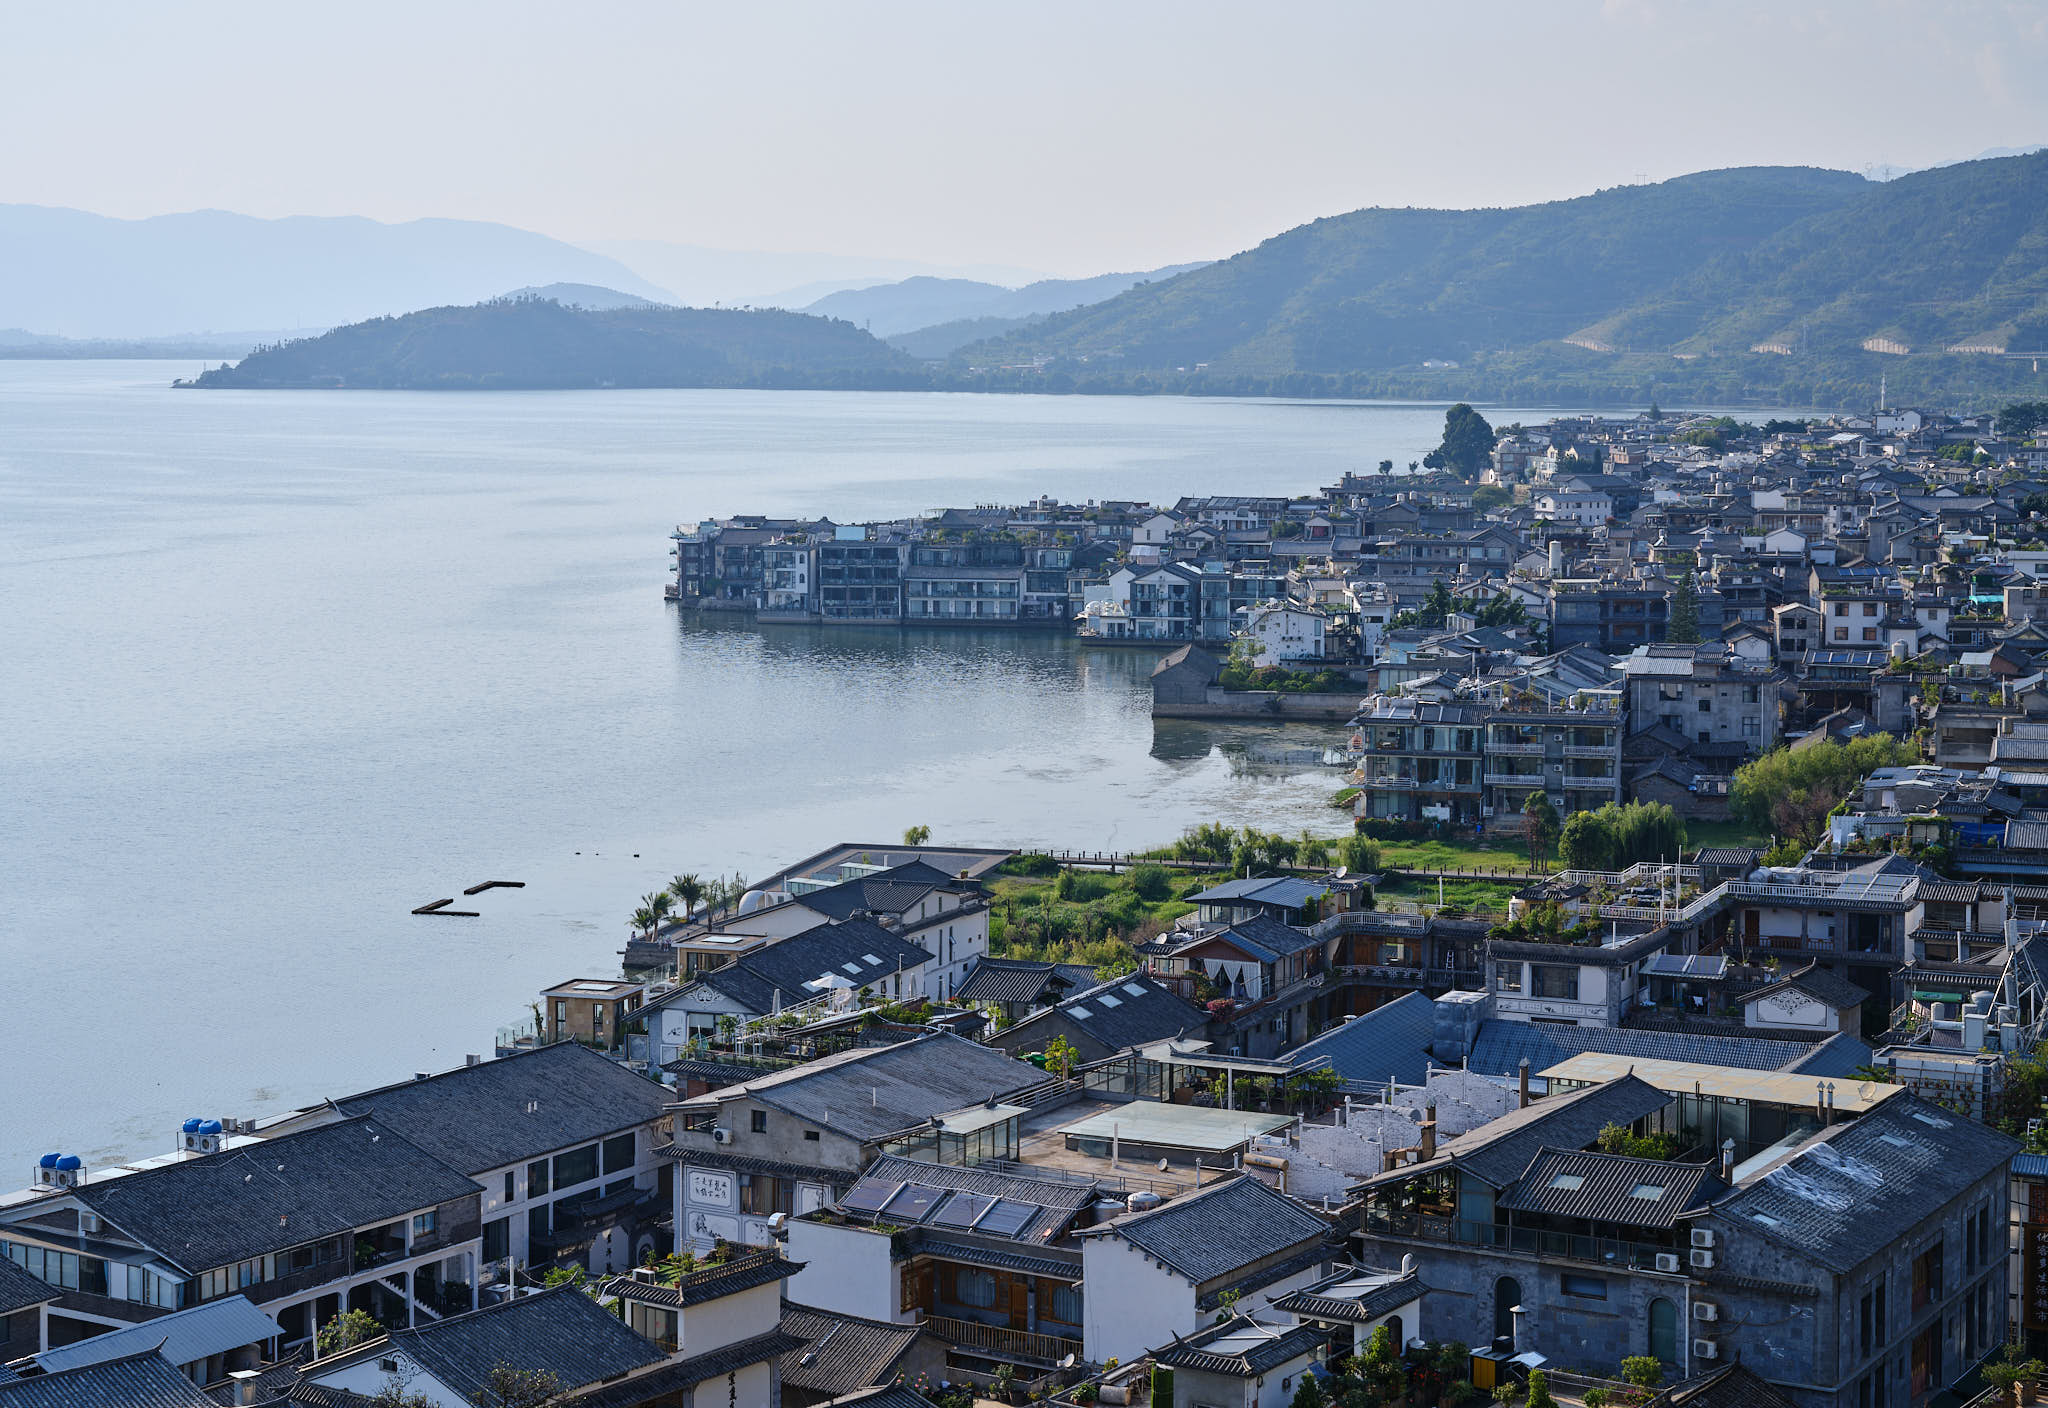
xmin=0 ymin=360 xmax=1601 ymax=1175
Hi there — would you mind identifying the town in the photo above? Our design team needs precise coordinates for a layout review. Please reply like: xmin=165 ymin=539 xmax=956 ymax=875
xmin=8 ymin=400 xmax=2048 ymax=1408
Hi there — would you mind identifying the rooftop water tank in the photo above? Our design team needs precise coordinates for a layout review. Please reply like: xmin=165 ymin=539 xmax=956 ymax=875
xmin=182 ymin=1118 xmax=203 ymax=1134
xmin=55 ymin=1155 xmax=82 ymax=1172
xmin=198 ymin=1120 xmax=223 ymax=1135
xmin=737 ymin=889 xmax=770 ymax=916
xmin=1126 ymin=1190 xmax=1164 ymax=1214
xmin=38 ymin=1153 xmax=59 ymax=1169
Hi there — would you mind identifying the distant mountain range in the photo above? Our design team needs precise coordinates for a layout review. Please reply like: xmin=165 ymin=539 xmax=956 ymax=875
xmin=799 ymin=263 xmax=1209 ymax=343
xmin=577 ymin=239 xmax=1048 ymax=311
xmin=952 ymin=153 xmax=2048 ymax=404
xmin=187 ymin=297 xmax=920 ymax=390
xmin=499 ymin=283 xmax=670 ymax=311
xmin=0 ymin=205 xmax=675 ymax=339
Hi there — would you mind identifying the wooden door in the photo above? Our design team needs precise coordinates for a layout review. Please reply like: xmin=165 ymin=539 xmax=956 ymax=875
xmin=1008 ymin=1275 xmax=1029 ymax=1330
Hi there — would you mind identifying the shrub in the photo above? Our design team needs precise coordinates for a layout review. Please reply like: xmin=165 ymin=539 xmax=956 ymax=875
xmin=1008 ymin=852 xmax=1061 ymax=878
xmin=1621 ymin=1357 xmax=1663 ymax=1390
xmin=1526 ymin=1369 xmax=1557 ymax=1408
xmin=1128 ymin=864 xmax=1172 ymax=903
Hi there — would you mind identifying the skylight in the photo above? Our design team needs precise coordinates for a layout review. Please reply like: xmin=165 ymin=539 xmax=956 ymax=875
xmin=1752 ymin=1212 xmax=1782 ymax=1227
xmin=1098 ymin=994 xmax=1123 ymax=1008
xmin=1069 ymin=1005 xmax=1093 ymax=1019
xmin=862 ymin=953 xmax=883 ymax=965
xmin=1123 ymin=983 xmax=1148 ymax=997
xmin=1549 ymin=1174 xmax=1585 ymax=1190
xmin=1629 ymin=1184 xmax=1665 ymax=1200
xmin=841 ymin=963 xmax=862 ymax=975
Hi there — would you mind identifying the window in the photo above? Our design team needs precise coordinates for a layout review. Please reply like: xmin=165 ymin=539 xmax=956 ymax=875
xmin=504 ymin=1171 xmax=516 ymax=1203
xmin=956 ymin=1269 xmax=999 ymax=1308
xmin=553 ymin=1145 xmax=599 ymax=1189
xmin=1860 ymin=1290 xmax=1874 ymax=1355
xmin=1532 ymin=965 xmax=1579 ymax=1000
xmin=482 ymin=1218 xmax=510 ymax=1263
xmin=751 ymin=1110 xmax=769 ymax=1134
xmin=1045 ymin=1284 xmax=1083 ymax=1325
xmin=804 ymin=1130 xmax=820 ymax=1142
xmin=1549 ymin=1174 xmax=1586 ymax=1191
xmin=602 ymin=1133 xmax=636 ymax=1174
xmin=1560 ymin=1273 xmax=1608 ymax=1300
xmin=527 ymin=1204 xmax=551 ymax=1244
xmin=412 ymin=1212 xmax=436 ymax=1237
xmin=1912 ymin=1243 xmax=1942 ymax=1311
xmin=528 ymin=1159 xmax=550 ymax=1198
xmin=741 ymin=1176 xmax=793 ymax=1216
xmin=1698 ymin=699 xmax=1712 ymax=713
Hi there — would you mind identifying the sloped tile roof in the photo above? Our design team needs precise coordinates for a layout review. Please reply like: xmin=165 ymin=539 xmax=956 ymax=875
xmin=1496 ymin=1148 xmax=1722 ymax=1228
xmin=778 ymin=1305 xmax=927 ymax=1399
xmin=32 ymin=1296 xmax=280 ymax=1375
xmin=953 ymin=958 xmax=1095 ymax=1006
xmin=72 ymin=1117 xmax=480 ymax=1274
xmin=1004 ymin=974 xmax=1208 ymax=1055
xmin=1091 ymin=1175 xmax=1330 ymax=1286
xmin=561 ymin=1331 xmax=807 ymax=1408
xmin=331 ymin=1043 xmax=668 ymax=1175
xmin=1151 ymin=1315 xmax=1328 ymax=1377
xmin=0 ymin=1254 xmax=55 ymax=1316
xmin=1715 ymin=1093 xmax=2018 ymax=1272
xmin=1282 ymin=992 xmax=1435 ymax=1086
xmin=0 ymin=1350 xmax=219 ymax=1408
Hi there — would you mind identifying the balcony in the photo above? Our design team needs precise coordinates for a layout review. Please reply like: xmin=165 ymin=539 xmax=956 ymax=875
xmin=1561 ymin=744 xmax=1616 ymax=759
xmin=1360 ymin=1209 xmax=1683 ymax=1275
xmin=923 ymin=1313 xmax=1081 ymax=1368
xmin=1487 ymin=741 xmax=1545 ymax=756
xmin=1483 ymin=772 xmax=1544 ymax=787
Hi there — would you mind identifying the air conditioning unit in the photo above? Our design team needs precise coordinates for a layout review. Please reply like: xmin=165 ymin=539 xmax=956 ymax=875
xmin=1693 ymin=1339 xmax=1720 ymax=1361
xmin=1691 ymin=1249 xmax=1716 ymax=1269
xmin=711 ymin=1127 xmax=732 ymax=1145
xmin=1652 ymin=1252 xmax=1680 ymax=1273
xmin=1691 ymin=1228 xmax=1716 ymax=1249
xmin=1694 ymin=1302 xmax=1719 ymax=1322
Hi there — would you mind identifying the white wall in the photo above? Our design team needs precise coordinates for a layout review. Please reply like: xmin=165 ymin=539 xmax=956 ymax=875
xmin=784 ymin=1219 xmax=908 ymax=1322
xmin=310 ymin=1352 xmax=467 ymax=1408
xmin=1082 ymin=1235 xmax=1196 ymax=1365
xmin=682 ymin=1279 xmax=784 ymax=1355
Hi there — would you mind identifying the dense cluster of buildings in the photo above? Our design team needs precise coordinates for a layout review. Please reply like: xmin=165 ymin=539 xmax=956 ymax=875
xmin=13 ymin=814 xmax=2048 ymax=1408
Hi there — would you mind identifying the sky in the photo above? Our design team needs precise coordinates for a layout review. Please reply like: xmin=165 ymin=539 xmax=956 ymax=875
xmin=4 ymin=0 xmax=2046 ymax=278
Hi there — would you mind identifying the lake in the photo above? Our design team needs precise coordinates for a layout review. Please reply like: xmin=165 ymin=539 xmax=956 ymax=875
xmin=0 ymin=361 xmax=1601 ymax=1175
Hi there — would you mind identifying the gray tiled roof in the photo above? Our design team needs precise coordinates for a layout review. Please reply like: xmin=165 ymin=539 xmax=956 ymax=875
xmin=1282 ymin=992 xmax=1435 ymax=1085
xmin=835 ymin=1154 xmax=1097 ymax=1245
xmin=1151 ymin=1315 xmax=1329 ymax=1377
xmin=1188 ymin=878 xmax=1331 ymax=910
xmin=1783 ymin=1031 xmax=1879 ymax=1079
xmin=561 ymin=1330 xmax=808 ymax=1408
xmin=1271 ymin=1266 xmax=1423 ymax=1325
xmin=779 ymin=1305 xmax=928 ymax=1398
xmin=953 ymin=958 xmax=1096 ymax=1006
xmin=72 ymin=1117 xmax=481 ymax=1274
xmin=795 ymin=861 xmax=965 ymax=921
xmin=683 ymin=918 xmax=934 ymax=1016
xmin=1199 ymin=913 xmax=1324 ymax=962
xmin=0 ymin=1350 xmax=219 ymax=1408
xmin=595 ymin=1250 xmax=796 ymax=1308
xmin=1497 ymin=1148 xmax=1721 ymax=1228
xmin=32 ymin=1296 xmax=280 ymax=1375
xmin=314 ymin=1286 xmax=662 ymax=1403
xmin=1646 ymin=1364 xmax=1802 ymax=1408
xmin=0 ymin=1253 xmax=56 ymax=1315
xmin=1420 ymin=1075 xmax=1673 ymax=1190
xmin=1744 ymin=963 xmax=1872 ymax=1013
xmin=680 ymin=1033 xmax=1041 ymax=1143
xmin=1715 ymin=1093 xmax=2019 ymax=1272
xmin=331 ymin=1042 xmax=668 ymax=1175
xmin=1005 ymin=974 xmax=1208 ymax=1054
xmin=1466 ymin=1020 xmax=1831 ymax=1081
xmin=1093 ymin=1175 xmax=1330 ymax=1286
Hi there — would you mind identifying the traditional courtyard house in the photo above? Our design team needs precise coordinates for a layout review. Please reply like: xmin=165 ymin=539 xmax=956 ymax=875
xmin=951 ymin=956 xmax=1098 ymax=1028
xmin=263 ymin=1043 xmax=671 ymax=1284
xmin=1078 ymin=1175 xmax=1337 ymax=1366
xmin=0 ymin=1116 xmax=482 ymax=1350
xmin=1186 ymin=877 xmax=1334 ymax=928
xmin=1269 ymin=1261 xmax=1425 ymax=1361
xmin=15 ymin=1296 xmax=278 ymax=1391
xmin=664 ymin=1034 xmax=1042 ymax=1253
xmin=0 ymin=1349 xmax=220 ymax=1408
xmin=778 ymin=860 xmax=991 ymax=1001
xmin=1149 ymin=1315 xmax=1332 ymax=1408
xmin=777 ymin=1304 xmax=946 ymax=1407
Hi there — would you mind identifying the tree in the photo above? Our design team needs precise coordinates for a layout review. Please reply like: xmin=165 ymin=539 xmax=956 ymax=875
xmin=1378 ymin=459 xmax=1394 ymax=476
xmin=627 ymin=905 xmax=657 ymax=940
xmin=472 ymin=1365 xmax=562 ymax=1408
xmin=317 ymin=1309 xmax=383 ymax=1357
xmin=1337 ymin=833 xmax=1383 ymax=875
xmin=1558 ymin=811 xmax=1609 ymax=871
xmin=902 ymin=824 xmax=932 ymax=846
xmin=1128 ymin=863 xmax=1172 ymax=902
xmin=1291 ymin=1373 xmax=1330 ymax=1408
xmin=1423 ymin=403 xmax=1497 ymax=478
xmin=666 ymin=873 xmax=704 ymax=920
xmin=1521 ymin=792 xmax=1559 ymax=869
xmin=1666 ymin=573 xmax=1699 ymax=644
xmin=1472 ymin=484 xmax=1512 ymax=511
xmin=1729 ymin=734 xmax=1917 ymax=845
xmin=1525 ymin=1369 xmax=1557 ymax=1408
xmin=1620 ymin=1357 xmax=1664 ymax=1390
xmin=1045 ymin=1034 xmax=1078 ymax=1080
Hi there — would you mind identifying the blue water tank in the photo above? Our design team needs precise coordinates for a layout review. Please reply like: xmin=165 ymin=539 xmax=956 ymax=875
xmin=38 ymin=1153 xmax=59 ymax=1169
xmin=182 ymin=1118 xmax=202 ymax=1134
xmin=198 ymin=1119 xmax=223 ymax=1135
xmin=54 ymin=1155 xmax=82 ymax=1172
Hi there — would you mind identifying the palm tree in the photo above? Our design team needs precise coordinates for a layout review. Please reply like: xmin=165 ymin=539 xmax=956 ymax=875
xmin=667 ymin=873 xmax=704 ymax=920
xmin=641 ymin=892 xmax=673 ymax=936
xmin=628 ymin=906 xmax=657 ymax=940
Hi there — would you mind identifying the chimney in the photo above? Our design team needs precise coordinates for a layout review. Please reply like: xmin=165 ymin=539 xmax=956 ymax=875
xmin=1720 ymin=1138 xmax=1736 ymax=1182
xmin=1418 ymin=1104 xmax=1438 ymax=1163
xmin=465 ymin=1054 xmax=481 ymax=1067
xmin=229 ymin=1370 xmax=261 ymax=1407
xmin=1518 ymin=1058 xmax=1531 ymax=1109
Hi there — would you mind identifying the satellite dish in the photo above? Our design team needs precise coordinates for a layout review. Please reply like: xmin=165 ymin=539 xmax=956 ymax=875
xmin=1335 ymin=866 xmax=1348 ymax=879
xmin=1059 ymin=1354 xmax=1077 ymax=1370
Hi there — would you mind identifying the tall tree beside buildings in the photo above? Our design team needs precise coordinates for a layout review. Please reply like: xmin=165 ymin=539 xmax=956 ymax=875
xmin=1556 ymin=800 xmax=1687 ymax=871
xmin=1729 ymin=734 xmax=1917 ymax=846
xmin=1521 ymin=792 xmax=1560 ymax=869
xmin=1666 ymin=573 xmax=1700 ymax=644
xmin=1422 ymin=403 xmax=1497 ymax=478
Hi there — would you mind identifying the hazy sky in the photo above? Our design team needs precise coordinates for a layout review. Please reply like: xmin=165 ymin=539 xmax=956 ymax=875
xmin=6 ymin=0 xmax=2045 ymax=277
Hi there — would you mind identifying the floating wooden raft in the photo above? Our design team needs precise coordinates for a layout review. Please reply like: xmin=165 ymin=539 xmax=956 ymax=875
xmin=412 ymin=898 xmax=481 ymax=917
xmin=462 ymin=880 xmax=527 ymax=896
xmin=412 ymin=898 xmax=455 ymax=914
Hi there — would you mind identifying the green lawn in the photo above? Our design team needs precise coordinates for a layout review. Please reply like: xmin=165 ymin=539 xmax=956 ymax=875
xmin=1375 ymin=875 xmax=1521 ymax=915
xmin=1377 ymin=837 xmax=1550 ymax=875
xmin=1683 ymin=819 xmax=1772 ymax=852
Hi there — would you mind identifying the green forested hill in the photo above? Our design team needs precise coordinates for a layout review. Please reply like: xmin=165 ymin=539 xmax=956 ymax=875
xmin=189 ymin=296 xmax=923 ymax=389
xmin=959 ymin=166 xmax=1870 ymax=374
xmin=953 ymin=154 xmax=2048 ymax=406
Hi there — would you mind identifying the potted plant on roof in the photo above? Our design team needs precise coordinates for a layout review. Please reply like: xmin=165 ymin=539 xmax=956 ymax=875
xmin=1984 ymin=1343 xmax=2045 ymax=1408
